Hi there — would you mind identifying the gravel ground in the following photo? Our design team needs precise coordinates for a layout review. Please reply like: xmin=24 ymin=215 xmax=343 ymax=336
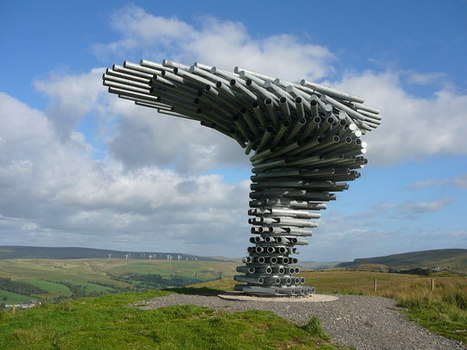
xmin=139 ymin=293 xmax=466 ymax=350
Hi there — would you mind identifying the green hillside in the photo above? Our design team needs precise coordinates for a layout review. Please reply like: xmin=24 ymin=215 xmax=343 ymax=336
xmin=337 ymin=249 xmax=467 ymax=273
xmin=0 ymin=258 xmax=238 ymax=304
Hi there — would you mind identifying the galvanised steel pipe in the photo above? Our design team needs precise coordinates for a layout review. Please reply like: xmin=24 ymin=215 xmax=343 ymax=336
xmin=299 ymin=79 xmax=365 ymax=104
xmin=103 ymin=59 xmax=382 ymax=297
xmin=105 ymin=70 xmax=151 ymax=84
xmin=123 ymin=61 xmax=165 ymax=76
xmin=112 ymin=64 xmax=154 ymax=79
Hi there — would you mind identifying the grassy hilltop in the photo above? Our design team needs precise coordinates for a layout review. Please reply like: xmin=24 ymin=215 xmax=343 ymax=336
xmin=0 ymin=290 xmax=353 ymax=350
xmin=0 ymin=271 xmax=465 ymax=349
xmin=0 ymin=248 xmax=465 ymax=347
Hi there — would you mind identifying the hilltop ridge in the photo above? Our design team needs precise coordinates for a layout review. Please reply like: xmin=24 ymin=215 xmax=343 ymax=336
xmin=337 ymin=248 xmax=466 ymax=274
xmin=0 ymin=245 xmax=230 ymax=262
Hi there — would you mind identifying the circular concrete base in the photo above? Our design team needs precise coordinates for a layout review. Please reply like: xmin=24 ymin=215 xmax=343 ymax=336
xmin=218 ymin=293 xmax=339 ymax=302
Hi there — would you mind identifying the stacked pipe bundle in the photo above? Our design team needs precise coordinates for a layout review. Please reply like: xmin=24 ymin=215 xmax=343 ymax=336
xmin=103 ymin=59 xmax=382 ymax=296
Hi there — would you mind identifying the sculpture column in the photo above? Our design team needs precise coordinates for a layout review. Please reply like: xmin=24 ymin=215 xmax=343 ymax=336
xmin=102 ymin=59 xmax=381 ymax=297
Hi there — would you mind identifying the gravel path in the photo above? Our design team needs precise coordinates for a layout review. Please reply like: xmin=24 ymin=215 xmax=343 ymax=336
xmin=139 ymin=293 xmax=466 ymax=350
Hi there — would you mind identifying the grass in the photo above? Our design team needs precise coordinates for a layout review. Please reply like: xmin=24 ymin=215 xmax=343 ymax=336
xmin=302 ymin=317 xmax=330 ymax=340
xmin=0 ymin=290 xmax=352 ymax=350
xmin=396 ymin=290 xmax=466 ymax=342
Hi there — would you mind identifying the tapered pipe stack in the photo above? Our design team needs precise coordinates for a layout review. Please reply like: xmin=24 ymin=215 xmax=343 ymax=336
xmin=103 ymin=59 xmax=382 ymax=297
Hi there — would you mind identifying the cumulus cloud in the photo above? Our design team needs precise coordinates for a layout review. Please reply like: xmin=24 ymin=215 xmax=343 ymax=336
xmin=34 ymin=69 xmax=107 ymax=139
xmin=92 ymin=6 xmax=467 ymax=166
xmin=33 ymin=66 xmax=250 ymax=174
xmin=3 ymin=7 xmax=466 ymax=260
xmin=0 ymin=92 xmax=249 ymax=255
xmin=107 ymin=105 xmax=248 ymax=173
xmin=331 ymin=71 xmax=467 ymax=164
xmin=94 ymin=5 xmax=334 ymax=81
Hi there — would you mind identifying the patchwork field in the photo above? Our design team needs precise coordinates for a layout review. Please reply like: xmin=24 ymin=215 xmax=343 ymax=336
xmin=0 ymin=258 xmax=239 ymax=303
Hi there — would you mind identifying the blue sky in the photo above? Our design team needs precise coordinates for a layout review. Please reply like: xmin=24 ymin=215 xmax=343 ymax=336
xmin=0 ymin=1 xmax=466 ymax=261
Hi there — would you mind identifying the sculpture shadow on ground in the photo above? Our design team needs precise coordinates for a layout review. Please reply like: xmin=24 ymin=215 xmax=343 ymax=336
xmin=166 ymin=287 xmax=228 ymax=296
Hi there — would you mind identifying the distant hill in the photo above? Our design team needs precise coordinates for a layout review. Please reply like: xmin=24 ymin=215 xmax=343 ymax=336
xmin=299 ymin=261 xmax=341 ymax=270
xmin=337 ymin=249 xmax=467 ymax=274
xmin=0 ymin=246 xmax=227 ymax=262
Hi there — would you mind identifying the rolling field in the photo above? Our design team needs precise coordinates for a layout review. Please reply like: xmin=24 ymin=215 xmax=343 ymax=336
xmin=0 ymin=290 xmax=31 ymax=304
xmin=0 ymin=258 xmax=239 ymax=303
xmin=338 ymin=249 xmax=467 ymax=273
xmin=191 ymin=269 xmax=466 ymax=297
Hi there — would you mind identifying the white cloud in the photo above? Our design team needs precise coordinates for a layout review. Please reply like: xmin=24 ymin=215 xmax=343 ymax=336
xmin=93 ymin=6 xmax=467 ymax=166
xmin=107 ymin=107 xmax=249 ymax=173
xmin=332 ymin=71 xmax=467 ymax=164
xmin=404 ymin=70 xmax=447 ymax=86
xmin=93 ymin=6 xmax=194 ymax=60
xmin=401 ymin=199 xmax=451 ymax=214
xmin=0 ymin=92 xmax=249 ymax=256
xmin=410 ymin=174 xmax=467 ymax=190
xmin=34 ymin=68 xmax=106 ymax=139
xmin=33 ymin=66 xmax=249 ymax=174
xmin=111 ymin=6 xmax=193 ymax=44
xmin=377 ymin=199 xmax=451 ymax=220
xmin=94 ymin=6 xmax=334 ymax=81
xmin=2 ymin=7 xmax=466 ymax=260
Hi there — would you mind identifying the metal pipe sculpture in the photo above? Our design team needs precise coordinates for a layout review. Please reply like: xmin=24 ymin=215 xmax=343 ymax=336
xmin=103 ymin=59 xmax=382 ymax=297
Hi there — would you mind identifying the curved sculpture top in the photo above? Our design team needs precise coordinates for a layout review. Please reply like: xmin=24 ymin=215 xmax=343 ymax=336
xmin=103 ymin=59 xmax=382 ymax=296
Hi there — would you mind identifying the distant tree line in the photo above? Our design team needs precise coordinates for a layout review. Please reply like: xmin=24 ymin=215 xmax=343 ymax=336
xmin=0 ymin=277 xmax=46 ymax=296
xmin=87 ymin=280 xmax=133 ymax=292
xmin=115 ymin=273 xmax=203 ymax=289
xmin=58 ymin=282 xmax=105 ymax=298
